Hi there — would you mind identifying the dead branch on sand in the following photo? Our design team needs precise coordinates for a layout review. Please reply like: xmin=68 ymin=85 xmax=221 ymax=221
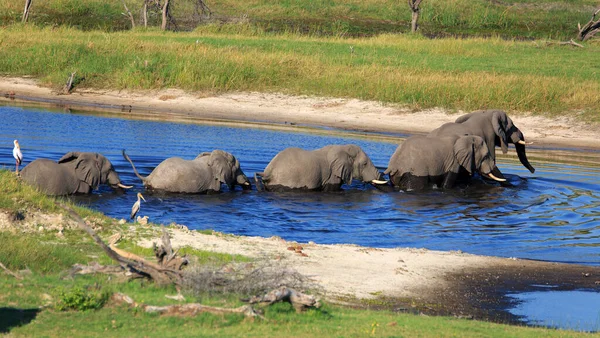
xmin=60 ymin=203 xmax=187 ymax=285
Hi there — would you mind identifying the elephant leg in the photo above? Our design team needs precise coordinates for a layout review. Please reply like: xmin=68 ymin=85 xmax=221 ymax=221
xmin=397 ymin=173 xmax=428 ymax=191
xmin=442 ymin=172 xmax=459 ymax=189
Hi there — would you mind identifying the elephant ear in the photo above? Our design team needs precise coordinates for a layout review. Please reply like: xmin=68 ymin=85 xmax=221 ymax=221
xmin=75 ymin=154 xmax=101 ymax=189
xmin=327 ymin=148 xmax=353 ymax=185
xmin=207 ymin=150 xmax=234 ymax=184
xmin=492 ymin=111 xmax=509 ymax=154
xmin=58 ymin=151 xmax=81 ymax=164
xmin=195 ymin=152 xmax=212 ymax=160
xmin=454 ymin=136 xmax=476 ymax=175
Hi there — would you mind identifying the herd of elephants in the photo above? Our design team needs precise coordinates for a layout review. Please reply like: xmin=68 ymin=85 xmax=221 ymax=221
xmin=16 ymin=110 xmax=536 ymax=203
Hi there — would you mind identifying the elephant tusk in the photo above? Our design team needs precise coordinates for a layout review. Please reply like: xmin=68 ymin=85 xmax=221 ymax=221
xmin=487 ymin=173 xmax=506 ymax=182
xmin=243 ymin=182 xmax=250 ymax=186
xmin=517 ymin=140 xmax=533 ymax=145
xmin=371 ymin=179 xmax=388 ymax=185
xmin=117 ymin=183 xmax=133 ymax=189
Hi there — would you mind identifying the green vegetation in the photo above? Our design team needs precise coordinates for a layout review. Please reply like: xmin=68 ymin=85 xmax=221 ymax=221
xmin=0 ymin=172 xmax=597 ymax=336
xmin=1 ymin=0 xmax=597 ymax=39
xmin=1 ymin=25 xmax=599 ymax=119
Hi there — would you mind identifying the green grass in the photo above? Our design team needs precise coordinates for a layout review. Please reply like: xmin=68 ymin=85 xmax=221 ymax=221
xmin=1 ymin=0 xmax=597 ymax=39
xmin=1 ymin=25 xmax=599 ymax=119
xmin=1 ymin=170 xmax=597 ymax=336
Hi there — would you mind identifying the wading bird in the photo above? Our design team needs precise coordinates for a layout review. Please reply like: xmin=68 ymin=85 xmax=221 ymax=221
xmin=13 ymin=140 xmax=22 ymax=174
xmin=130 ymin=192 xmax=146 ymax=220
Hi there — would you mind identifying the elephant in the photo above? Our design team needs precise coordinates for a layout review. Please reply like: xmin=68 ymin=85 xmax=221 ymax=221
xmin=20 ymin=152 xmax=132 ymax=196
xmin=254 ymin=144 xmax=387 ymax=192
xmin=384 ymin=135 xmax=506 ymax=191
xmin=122 ymin=149 xmax=251 ymax=193
xmin=428 ymin=110 xmax=535 ymax=179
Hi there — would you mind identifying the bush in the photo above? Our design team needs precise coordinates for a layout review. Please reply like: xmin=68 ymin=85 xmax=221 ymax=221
xmin=55 ymin=286 xmax=109 ymax=311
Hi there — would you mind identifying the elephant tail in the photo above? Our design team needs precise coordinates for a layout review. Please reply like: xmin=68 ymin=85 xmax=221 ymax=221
xmin=254 ymin=172 xmax=266 ymax=192
xmin=122 ymin=149 xmax=148 ymax=183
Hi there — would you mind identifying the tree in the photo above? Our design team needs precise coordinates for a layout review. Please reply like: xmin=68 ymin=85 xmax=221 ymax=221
xmin=22 ymin=0 xmax=33 ymax=23
xmin=408 ymin=0 xmax=424 ymax=33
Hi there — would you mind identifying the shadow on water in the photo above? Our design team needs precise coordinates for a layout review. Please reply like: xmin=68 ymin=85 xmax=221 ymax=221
xmin=0 ymin=308 xmax=40 ymax=334
xmin=2 ymin=104 xmax=600 ymax=330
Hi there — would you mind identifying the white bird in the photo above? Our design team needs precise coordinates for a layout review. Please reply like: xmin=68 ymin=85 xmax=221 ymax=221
xmin=12 ymin=140 xmax=22 ymax=174
xmin=130 ymin=192 xmax=146 ymax=220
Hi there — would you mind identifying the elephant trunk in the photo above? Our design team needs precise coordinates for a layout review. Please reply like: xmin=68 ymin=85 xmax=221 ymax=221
xmin=122 ymin=150 xmax=148 ymax=182
xmin=107 ymin=171 xmax=132 ymax=189
xmin=515 ymin=142 xmax=535 ymax=173
xmin=236 ymin=173 xmax=251 ymax=190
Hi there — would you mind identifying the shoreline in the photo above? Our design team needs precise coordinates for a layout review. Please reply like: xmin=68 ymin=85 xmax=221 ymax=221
xmin=2 ymin=76 xmax=600 ymax=150
xmin=3 ymin=76 xmax=600 ymax=323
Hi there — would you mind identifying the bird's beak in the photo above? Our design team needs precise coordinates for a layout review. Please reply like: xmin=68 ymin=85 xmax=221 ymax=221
xmin=140 ymin=194 xmax=146 ymax=202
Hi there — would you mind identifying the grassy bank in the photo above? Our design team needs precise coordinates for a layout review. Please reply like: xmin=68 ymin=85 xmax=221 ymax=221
xmin=0 ymin=0 xmax=597 ymax=39
xmin=1 ymin=26 xmax=599 ymax=120
xmin=0 ymin=169 xmax=591 ymax=337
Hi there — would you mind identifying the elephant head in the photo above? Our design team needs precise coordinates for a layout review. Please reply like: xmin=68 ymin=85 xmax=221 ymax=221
xmin=453 ymin=136 xmax=505 ymax=182
xmin=58 ymin=152 xmax=131 ymax=191
xmin=327 ymin=145 xmax=387 ymax=186
xmin=456 ymin=110 xmax=535 ymax=173
xmin=197 ymin=150 xmax=251 ymax=190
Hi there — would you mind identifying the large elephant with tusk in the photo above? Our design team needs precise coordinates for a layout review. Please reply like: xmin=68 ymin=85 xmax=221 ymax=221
xmin=123 ymin=149 xmax=251 ymax=194
xmin=428 ymin=110 xmax=535 ymax=180
xmin=255 ymin=144 xmax=387 ymax=192
xmin=21 ymin=152 xmax=132 ymax=196
xmin=385 ymin=135 xmax=506 ymax=191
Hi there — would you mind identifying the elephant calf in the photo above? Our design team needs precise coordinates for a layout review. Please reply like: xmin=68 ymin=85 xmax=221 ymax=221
xmin=20 ymin=151 xmax=132 ymax=196
xmin=385 ymin=135 xmax=505 ymax=191
xmin=255 ymin=144 xmax=387 ymax=192
xmin=123 ymin=149 xmax=250 ymax=194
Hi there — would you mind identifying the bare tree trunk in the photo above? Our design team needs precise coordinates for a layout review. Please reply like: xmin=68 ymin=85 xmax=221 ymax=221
xmin=411 ymin=11 xmax=419 ymax=33
xmin=122 ymin=0 xmax=136 ymax=29
xmin=161 ymin=0 xmax=170 ymax=30
xmin=578 ymin=8 xmax=600 ymax=41
xmin=22 ymin=0 xmax=33 ymax=23
xmin=142 ymin=2 xmax=148 ymax=28
xmin=408 ymin=0 xmax=423 ymax=33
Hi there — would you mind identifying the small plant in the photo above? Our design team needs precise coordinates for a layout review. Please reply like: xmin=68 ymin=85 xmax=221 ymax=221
xmin=55 ymin=286 xmax=109 ymax=311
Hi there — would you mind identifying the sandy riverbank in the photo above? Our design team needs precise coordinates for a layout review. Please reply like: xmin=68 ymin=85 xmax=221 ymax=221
xmin=2 ymin=76 xmax=600 ymax=321
xmin=1 ymin=76 xmax=599 ymax=149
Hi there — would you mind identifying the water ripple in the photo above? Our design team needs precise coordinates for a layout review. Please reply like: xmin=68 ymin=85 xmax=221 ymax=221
xmin=2 ymin=105 xmax=600 ymax=265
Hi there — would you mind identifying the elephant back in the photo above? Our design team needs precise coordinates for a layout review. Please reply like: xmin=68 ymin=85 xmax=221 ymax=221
xmin=21 ymin=159 xmax=77 ymax=195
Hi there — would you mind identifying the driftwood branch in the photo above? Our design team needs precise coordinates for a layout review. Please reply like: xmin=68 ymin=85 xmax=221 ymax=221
xmin=122 ymin=0 xmax=136 ymax=29
xmin=545 ymin=39 xmax=585 ymax=48
xmin=246 ymin=287 xmax=321 ymax=313
xmin=63 ymin=72 xmax=76 ymax=94
xmin=111 ymin=293 xmax=264 ymax=318
xmin=60 ymin=203 xmax=185 ymax=285
xmin=0 ymin=262 xmax=23 ymax=280
xmin=578 ymin=8 xmax=600 ymax=41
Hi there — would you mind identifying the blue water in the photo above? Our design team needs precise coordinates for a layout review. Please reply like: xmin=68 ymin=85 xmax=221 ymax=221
xmin=1 ymin=105 xmax=600 ymax=267
xmin=508 ymin=289 xmax=600 ymax=332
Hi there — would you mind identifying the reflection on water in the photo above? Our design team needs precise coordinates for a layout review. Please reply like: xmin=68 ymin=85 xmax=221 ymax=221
xmin=508 ymin=289 xmax=600 ymax=332
xmin=1 ymin=105 xmax=600 ymax=266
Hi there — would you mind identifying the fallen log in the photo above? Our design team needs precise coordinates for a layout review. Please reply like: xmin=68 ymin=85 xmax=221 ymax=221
xmin=0 ymin=262 xmax=23 ymax=280
xmin=246 ymin=286 xmax=321 ymax=313
xmin=111 ymin=292 xmax=263 ymax=318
